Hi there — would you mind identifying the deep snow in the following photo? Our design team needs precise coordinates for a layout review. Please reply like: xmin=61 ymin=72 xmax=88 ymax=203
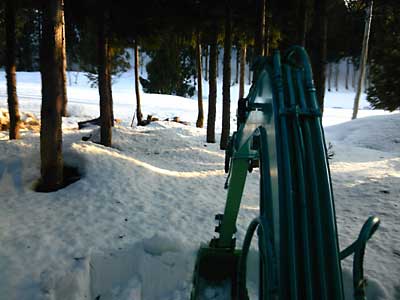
xmin=0 ymin=68 xmax=399 ymax=300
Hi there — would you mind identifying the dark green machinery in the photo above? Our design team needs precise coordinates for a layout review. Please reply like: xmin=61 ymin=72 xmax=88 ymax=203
xmin=191 ymin=47 xmax=380 ymax=300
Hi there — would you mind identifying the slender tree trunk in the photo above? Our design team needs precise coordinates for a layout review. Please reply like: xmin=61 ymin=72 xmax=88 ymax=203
xmin=39 ymin=0 xmax=64 ymax=191
xmin=255 ymin=0 xmax=265 ymax=57
xmin=328 ymin=63 xmax=332 ymax=92
xmin=204 ymin=45 xmax=208 ymax=81
xmin=309 ymin=0 xmax=328 ymax=113
xmin=220 ymin=2 xmax=232 ymax=150
xmin=207 ymin=27 xmax=218 ymax=143
xmin=335 ymin=62 xmax=339 ymax=91
xmin=216 ymin=47 xmax=219 ymax=79
xmin=352 ymin=63 xmax=357 ymax=89
xmin=298 ymin=0 xmax=311 ymax=47
xmin=248 ymin=46 xmax=252 ymax=85
xmin=352 ymin=0 xmax=373 ymax=120
xmin=235 ymin=46 xmax=239 ymax=84
xmin=134 ymin=40 xmax=142 ymax=125
xmin=60 ymin=0 xmax=68 ymax=117
xmin=263 ymin=2 xmax=270 ymax=55
xmin=239 ymin=43 xmax=246 ymax=99
xmin=345 ymin=58 xmax=350 ymax=90
xmin=98 ymin=9 xmax=112 ymax=146
xmin=5 ymin=0 xmax=20 ymax=140
xmin=364 ymin=64 xmax=369 ymax=93
xmin=196 ymin=31 xmax=204 ymax=128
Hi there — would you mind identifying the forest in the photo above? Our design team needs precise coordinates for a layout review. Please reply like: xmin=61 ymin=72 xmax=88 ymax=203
xmin=1 ymin=0 xmax=399 ymax=192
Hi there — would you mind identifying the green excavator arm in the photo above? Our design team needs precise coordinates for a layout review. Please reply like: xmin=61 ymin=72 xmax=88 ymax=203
xmin=191 ymin=46 xmax=379 ymax=300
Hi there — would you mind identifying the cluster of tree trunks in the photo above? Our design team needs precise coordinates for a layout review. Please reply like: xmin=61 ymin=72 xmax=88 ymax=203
xmin=5 ymin=0 xmax=340 ymax=191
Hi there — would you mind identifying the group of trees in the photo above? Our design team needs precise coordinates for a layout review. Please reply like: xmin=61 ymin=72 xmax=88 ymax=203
xmin=0 ymin=0 xmax=398 ymax=192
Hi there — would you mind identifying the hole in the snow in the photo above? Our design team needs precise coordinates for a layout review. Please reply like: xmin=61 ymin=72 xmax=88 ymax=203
xmin=34 ymin=164 xmax=82 ymax=192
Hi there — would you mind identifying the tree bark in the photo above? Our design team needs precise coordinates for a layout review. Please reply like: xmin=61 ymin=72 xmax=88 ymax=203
xmin=5 ymin=0 xmax=20 ymax=140
xmin=216 ymin=47 xmax=219 ymax=79
xmin=220 ymin=2 xmax=232 ymax=150
xmin=204 ymin=45 xmax=208 ymax=81
xmin=298 ymin=0 xmax=311 ymax=47
xmin=39 ymin=0 xmax=64 ymax=191
xmin=335 ymin=62 xmax=339 ymax=91
xmin=134 ymin=40 xmax=142 ymax=125
xmin=195 ymin=31 xmax=204 ymax=128
xmin=352 ymin=0 xmax=373 ymax=120
xmin=263 ymin=1 xmax=270 ymax=55
xmin=248 ymin=45 xmax=252 ymax=85
xmin=235 ymin=46 xmax=239 ymax=84
xmin=239 ymin=43 xmax=246 ymax=99
xmin=255 ymin=0 xmax=265 ymax=57
xmin=345 ymin=58 xmax=350 ymax=90
xmin=309 ymin=0 xmax=328 ymax=113
xmin=207 ymin=27 xmax=218 ymax=143
xmin=328 ymin=63 xmax=332 ymax=92
xmin=97 ymin=9 xmax=112 ymax=146
xmin=60 ymin=0 xmax=68 ymax=117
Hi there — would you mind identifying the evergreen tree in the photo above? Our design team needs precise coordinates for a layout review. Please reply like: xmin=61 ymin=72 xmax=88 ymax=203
xmin=367 ymin=2 xmax=400 ymax=111
xmin=140 ymin=35 xmax=196 ymax=97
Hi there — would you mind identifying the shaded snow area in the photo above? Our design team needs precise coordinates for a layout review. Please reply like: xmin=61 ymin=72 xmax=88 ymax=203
xmin=0 ymin=112 xmax=399 ymax=299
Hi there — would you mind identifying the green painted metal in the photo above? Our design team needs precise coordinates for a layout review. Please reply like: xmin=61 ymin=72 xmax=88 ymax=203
xmin=191 ymin=46 xmax=380 ymax=300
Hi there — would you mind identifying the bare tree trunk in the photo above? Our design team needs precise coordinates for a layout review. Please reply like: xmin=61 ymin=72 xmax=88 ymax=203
xmin=207 ymin=27 xmax=218 ymax=143
xmin=216 ymin=47 xmax=219 ymax=79
xmin=220 ymin=2 xmax=232 ymax=150
xmin=235 ymin=46 xmax=239 ymax=84
xmin=204 ymin=45 xmax=208 ymax=81
xmin=195 ymin=31 xmax=204 ymax=128
xmin=98 ymin=9 xmax=112 ymax=146
xmin=60 ymin=0 xmax=68 ymax=117
xmin=364 ymin=64 xmax=369 ymax=93
xmin=328 ymin=63 xmax=332 ymax=92
xmin=352 ymin=0 xmax=373 ymax=120
xmin=309 ymin=0 xmax=328 ymax=113
xmin=263 ymin=1 xmax=270 ymax=55
xmin=140 ymin=52 xmax=144 ymax=75
xmin=134 ymin=40 xmax=142 ymax=125
xmin=255 ymin=0 xmax=265 ymax=57
xmin=335 ymin=61 xmax=339 ymax=91
xmin=239 ymin=43 xmax=246 ymax=99
xmin=248 ymin=46 xmax=252 ymax=85
xmin=5 ymin=0 xmax=20 ymax=140
xmin=298 ymin=0 xmax=312 ymax=47
xmin=352 ymin=63 xmax=357 ymax=90
xmin=39 ymin=0 xmax=64 ymax=191
xmin=345 ymin=58 xmax=350 ymax=90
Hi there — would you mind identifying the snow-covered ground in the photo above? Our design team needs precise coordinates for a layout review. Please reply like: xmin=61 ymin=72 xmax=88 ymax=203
xmin=0 ymin=70 xmax=399 ymax=300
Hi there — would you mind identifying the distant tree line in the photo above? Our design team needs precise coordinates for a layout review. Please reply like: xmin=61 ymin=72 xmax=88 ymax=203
xmin=0 ymin=0 xmax=398 ymax=192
